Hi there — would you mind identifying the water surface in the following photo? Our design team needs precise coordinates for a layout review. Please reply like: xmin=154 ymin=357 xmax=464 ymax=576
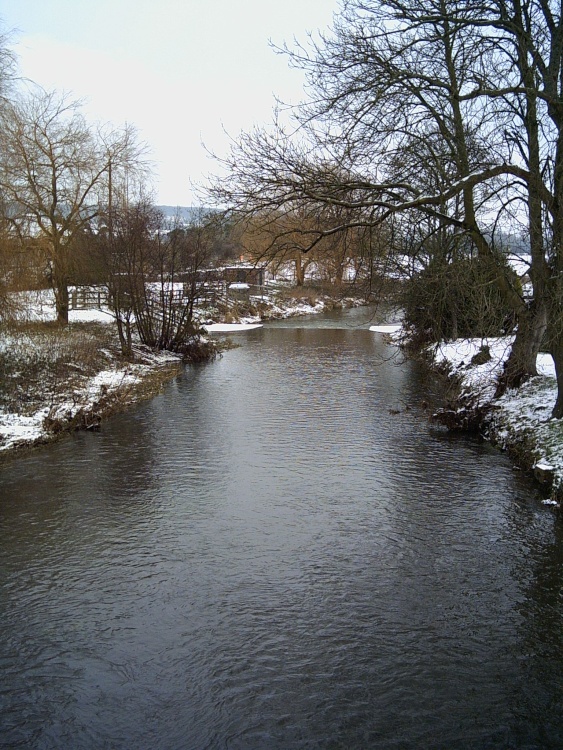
xmin=1 ymin=307 xmax=562 ymax=748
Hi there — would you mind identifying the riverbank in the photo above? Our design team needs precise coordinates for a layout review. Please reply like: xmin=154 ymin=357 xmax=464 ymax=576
xmin=427 ymin=337 xmax=563 ymax=506
xmin=0 ymin=320 xmax=184 ymax=455
xmin=0 ymin=288 xmax=364 ymax=455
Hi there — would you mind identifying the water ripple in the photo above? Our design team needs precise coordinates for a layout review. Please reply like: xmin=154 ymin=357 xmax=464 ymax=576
xmin=0 ymin=316 xmax=561 ymax=749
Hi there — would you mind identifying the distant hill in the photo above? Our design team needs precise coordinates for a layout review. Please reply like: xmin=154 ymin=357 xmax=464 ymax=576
xmin=156 ymin=206 xmax=216 ymax=223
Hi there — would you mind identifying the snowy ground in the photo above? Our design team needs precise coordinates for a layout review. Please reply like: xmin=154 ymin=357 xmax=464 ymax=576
xmin=430 ymin=337 xmax=563 ymax=504
xmin=0 ymin=302 xmax=182 ymax=453
xmin=1 ymin=364 xmax=152 ymax=452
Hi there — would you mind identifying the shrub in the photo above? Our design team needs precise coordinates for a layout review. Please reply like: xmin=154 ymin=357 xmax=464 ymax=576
xmin=402 ymin=254 xmax=519 ymax=344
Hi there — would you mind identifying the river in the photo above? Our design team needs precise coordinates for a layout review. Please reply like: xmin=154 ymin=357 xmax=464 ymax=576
xmin=1 ymin=307 xmax=562 ymax=749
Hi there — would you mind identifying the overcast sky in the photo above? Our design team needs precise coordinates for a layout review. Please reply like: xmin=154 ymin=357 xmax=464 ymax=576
xmin=0 ymin=0 xmax=339 ymax=206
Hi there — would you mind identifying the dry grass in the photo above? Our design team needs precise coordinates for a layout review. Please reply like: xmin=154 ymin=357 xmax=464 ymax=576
xmin=0 ymin=321 xmax=124 ymax=414
xmin=0 ymin=319 xmax=189 ymax=454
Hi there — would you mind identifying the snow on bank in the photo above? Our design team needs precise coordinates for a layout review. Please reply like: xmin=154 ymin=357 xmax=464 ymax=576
xmin=204 ymin=323 xmax=263 ymax=332
xmin=0 ymin=349 xmax=181 ymax=453
xmin=370 ymin=324 xmax=403 ymax=333
xmin=11 ymin=289 xmax=115 ymax=324
xmin=431 ymin=337 xmax=563 ymax=503
xmin=69 ymin=309 xmax=115 ymax=324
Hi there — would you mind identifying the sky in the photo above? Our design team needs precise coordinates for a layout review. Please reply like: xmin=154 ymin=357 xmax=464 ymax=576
xmin=0 ymin=0 xmax=340 ymax=206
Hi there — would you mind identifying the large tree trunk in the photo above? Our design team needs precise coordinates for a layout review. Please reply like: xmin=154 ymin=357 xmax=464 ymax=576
xmin=50 ymin=237 xmax=71 ymax=325
xmin=551 ymin=333 xmax=563 ymax=419
xmin=496 ymin=300 xmax=547 ymax=395
xmin=496 ymin=33 xmax=550 ymax=396
xmin=54 ymin=279 xmax=69 ymax=325
xmin=551 ymin=249 xmax=563 ymax=416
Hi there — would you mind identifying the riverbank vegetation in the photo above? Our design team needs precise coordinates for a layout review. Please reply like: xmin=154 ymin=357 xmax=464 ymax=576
xmin=0 ymin=318 xmax=183 ymax=453
xmin=422 ymin=336 xmax=563 ymax=503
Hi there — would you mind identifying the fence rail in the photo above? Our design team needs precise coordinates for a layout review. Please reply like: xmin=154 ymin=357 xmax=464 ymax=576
xmin=70 ymin=288 xmax=109 ymax=310
xmin=69 ymin=281 xmax=268 ymax=311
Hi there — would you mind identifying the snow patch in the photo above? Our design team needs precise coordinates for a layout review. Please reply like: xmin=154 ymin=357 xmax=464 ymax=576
xmin=204 ymin=323 xmax=263 ymax=332
xmin=430 ymin=336 xmax=563 ymax=501
xmin=369 ymin=324 xmax=403 ymax=333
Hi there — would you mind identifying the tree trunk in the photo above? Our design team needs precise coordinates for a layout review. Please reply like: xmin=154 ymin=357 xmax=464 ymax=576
xmin=496 ymin=25 xmax=550 ymax=396
xmin=295 ymin=251 xmax=305 ymax=286
xmin=496 ymin=300 xmax=547 ymax=395
xmin=54 ymin=279 xmax=69 ymax=325
xmin=551 ymin=333 xmax=563 ymax=419
xmin=115 ymin=315 xmax=133 ymax=357
xmin=333 ymin=264 xmax=344 ymax=287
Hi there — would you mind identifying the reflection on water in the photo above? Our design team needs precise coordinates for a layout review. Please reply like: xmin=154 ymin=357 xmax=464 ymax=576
xmin=1 ymin=308 xmax=562 ymax=749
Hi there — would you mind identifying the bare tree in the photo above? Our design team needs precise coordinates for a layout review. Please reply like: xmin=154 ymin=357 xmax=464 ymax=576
xmin=0 ymin=88 xmax=142 ymax=324
xmin=0 ymin=27 xmax=17 ymax=103
xmin=0 ymin=28 xmax=20 ymax=319
xmin=468 ymin=0 xmax=563 ymax=414
xmin=97 ymin=202 xmax=214 ymax=356
xmin=240 ymin=209 xmax=332 ymax=286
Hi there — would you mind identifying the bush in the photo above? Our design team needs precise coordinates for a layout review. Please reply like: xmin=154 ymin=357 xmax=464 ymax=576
xmin=402 ymin=254 xmax=519 ymax=344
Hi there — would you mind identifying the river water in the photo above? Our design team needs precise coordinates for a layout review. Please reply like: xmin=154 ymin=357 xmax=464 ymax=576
xmin=1 ymin=307 xmax=562 ymax=749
